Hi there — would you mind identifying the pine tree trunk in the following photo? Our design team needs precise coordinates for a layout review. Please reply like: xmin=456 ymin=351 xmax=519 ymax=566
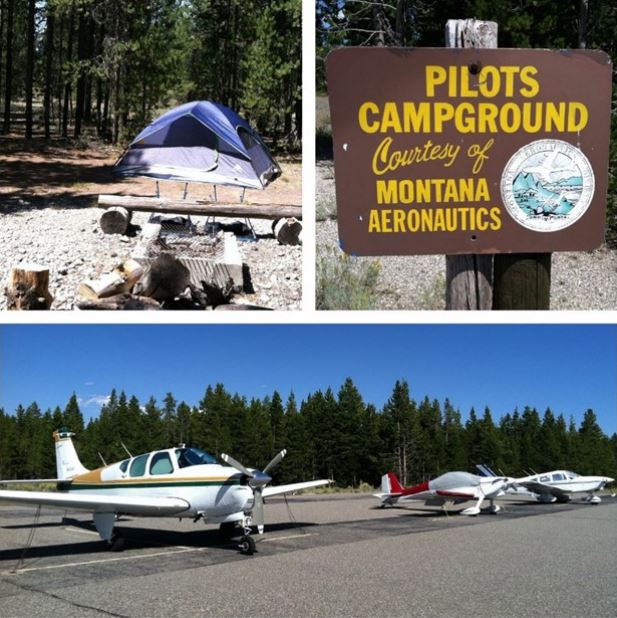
xmin=56 ymin=13 xmax=64 ymax=132
xmin=25 ymin=0 xmax=36 ymax=139
xmin=84 ymin=15 xmax=94 ymax=124
xmin=0 ymin=0 xmax=5 ymax=110
xmin=44 ymin=7 xmax=55 ymax=139
xmin=74 ymin=10 xmax=87 ymax=139
xmin=2 ymin=0 xmax=14 ymax=134
xmin=62 ymin=8 xmax=75 ymax=138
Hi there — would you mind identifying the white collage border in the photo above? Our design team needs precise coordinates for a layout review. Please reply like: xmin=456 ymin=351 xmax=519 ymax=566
xmin=1 ymin=0 xmax=614 ymax=328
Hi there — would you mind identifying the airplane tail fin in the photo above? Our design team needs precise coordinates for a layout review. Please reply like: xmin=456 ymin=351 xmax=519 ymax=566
xmin=386 ymin=471 xmax=404 ymax=494
xmin=476 ymin=463 xmax=497 ymax=477
xmin=53 ymin=429 xmax=88 ymax=480
xmin=374 ymin=472 xmax=405 ymax=506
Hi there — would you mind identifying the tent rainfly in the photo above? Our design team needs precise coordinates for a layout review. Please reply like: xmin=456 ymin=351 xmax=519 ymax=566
xmin=113 ymin=101 xmax=281 ymax=190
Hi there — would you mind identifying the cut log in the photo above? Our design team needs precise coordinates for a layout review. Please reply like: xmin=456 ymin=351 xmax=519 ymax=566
xmin=134 ymin=254 xmax=191 ymax=300
xmin=78 ymin=259 xmax=144 ymax=300
xmin=273 ymin=217 xmax=303 ymax=245
xmin=98 ymin=194 xmax=302 ymax=220
xmin=77 ymin=294 xmax=161 ymax=310
xmin=6 ymin=264 xmax=53 ymax=310
xmin=100 ymin=206 xmax=132 ymax=235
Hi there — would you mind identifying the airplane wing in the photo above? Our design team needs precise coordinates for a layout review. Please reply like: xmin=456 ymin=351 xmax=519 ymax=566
xmin=0 ymin=479 xmax=61 ymax=485
xmin=0 ymin=489 xmax=190 ymax=516
xmin=517 ymin=481 xmax=569 ymax=499
xmin=262 ymin=480 xmax=331 ymax=498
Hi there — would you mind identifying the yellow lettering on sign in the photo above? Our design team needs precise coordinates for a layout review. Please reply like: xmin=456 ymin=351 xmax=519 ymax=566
xmin=358 ymin=102 xmax=380 ymax=133
xmin=376 ymin=178 xmax=491 ymax=205
xmin=366 ymin=206 xmax=503 ymax=233
xmin=425 ymin=65 xmax=447 ymax=97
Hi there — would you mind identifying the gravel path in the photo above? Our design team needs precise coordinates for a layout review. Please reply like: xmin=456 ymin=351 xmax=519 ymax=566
xmin=316 ymin=161 xmax=617 ymax=310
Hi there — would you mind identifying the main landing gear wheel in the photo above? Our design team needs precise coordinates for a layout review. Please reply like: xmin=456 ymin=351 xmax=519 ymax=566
xmin=239 ymin=535 xmax=256 ymax=556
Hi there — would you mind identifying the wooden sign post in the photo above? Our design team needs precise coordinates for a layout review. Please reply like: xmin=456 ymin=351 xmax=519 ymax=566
xmin=445 ymin=19 xmax=496 ymax=310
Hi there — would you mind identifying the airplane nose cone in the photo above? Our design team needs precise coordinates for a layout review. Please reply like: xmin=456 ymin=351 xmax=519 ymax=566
xmin=250 ymin=471 xmax=272 ymax=488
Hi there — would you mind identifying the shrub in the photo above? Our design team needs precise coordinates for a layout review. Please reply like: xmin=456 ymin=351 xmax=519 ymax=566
xmin=316 ymin=246 xmax=381 ymax=310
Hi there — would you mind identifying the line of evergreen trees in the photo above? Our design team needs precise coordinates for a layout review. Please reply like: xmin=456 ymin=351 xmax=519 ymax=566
xmin=0 ymin=0 xmax=301 ymax=149
xmin=1 ymin=378 xmax=616 ymax=486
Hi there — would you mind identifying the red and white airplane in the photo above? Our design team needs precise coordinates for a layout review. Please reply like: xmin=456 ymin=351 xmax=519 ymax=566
xmin=0 ymin=430 xmax=331 ymax=554
xmin=374 ymin=470 xmax=509 ymax=515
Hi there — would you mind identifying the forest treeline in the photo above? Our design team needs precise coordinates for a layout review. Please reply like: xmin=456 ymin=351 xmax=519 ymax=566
xmin=316 ymin=0 xmax=617 ymax=243
xmin=0 ymin=0 xmax=301 ymax=150
xmin=1 ymin=378 xmax=616 ymax=487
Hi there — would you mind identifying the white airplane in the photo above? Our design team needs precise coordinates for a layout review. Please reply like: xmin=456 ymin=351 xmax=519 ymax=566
xmin=0 ymin=429 xmax=331 ymax=554
xmin=476 ymin=464 xmax=614 ymax=504
xmin=373 ymin=470 xmax=509 ymax=515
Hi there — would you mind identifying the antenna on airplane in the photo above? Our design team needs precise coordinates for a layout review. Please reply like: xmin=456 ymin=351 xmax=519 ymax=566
xmin=120 ymin=442 xmax=133 ymax=458
xmin=97 ymin=452 xmax=107 ymax=466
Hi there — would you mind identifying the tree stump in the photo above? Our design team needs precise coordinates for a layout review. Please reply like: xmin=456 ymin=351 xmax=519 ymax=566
xmin=100 ymin=207 xmax=132 ymax=235
xmin=6 ymin=264 xmax=53 ymax=310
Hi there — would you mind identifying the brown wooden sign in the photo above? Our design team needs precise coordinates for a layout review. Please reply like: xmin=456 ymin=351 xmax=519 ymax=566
xmin=326 ymin=48 xmax=612 ymax=255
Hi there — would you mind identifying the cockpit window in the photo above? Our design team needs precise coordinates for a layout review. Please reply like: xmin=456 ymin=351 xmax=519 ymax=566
xmin=150 ymin=452 xmax=174 ymax=475
xmin=540 ymin=475 xmax=550 ymax=482
xmin=175 ymin=447 xmax=218 ymax=468
xmin=119 ymin=459 xmax=129 ymax=473
xmin=552 ymin=473 xmax=565 ymax=481
xmin=129 ymin=453 xmax=149 ymax=477
xmin=565 ymin=471 xmax=579 ymax=479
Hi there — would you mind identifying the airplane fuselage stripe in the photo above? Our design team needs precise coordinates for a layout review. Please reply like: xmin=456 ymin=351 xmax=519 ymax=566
xmin=62 ymin=480 xmax=242 ymax=491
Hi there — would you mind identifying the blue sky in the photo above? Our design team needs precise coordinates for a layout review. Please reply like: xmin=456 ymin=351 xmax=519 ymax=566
xmin=1 ymin=324 xmax=615 ymax=435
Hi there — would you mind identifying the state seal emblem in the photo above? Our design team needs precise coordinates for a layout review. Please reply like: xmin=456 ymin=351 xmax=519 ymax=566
xmin=500 ymin=139 xmax=594 ymax=232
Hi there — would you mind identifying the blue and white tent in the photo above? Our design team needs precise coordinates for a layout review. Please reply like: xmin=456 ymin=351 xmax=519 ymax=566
xmin=113 ymin=101 xmax=281 ymax=190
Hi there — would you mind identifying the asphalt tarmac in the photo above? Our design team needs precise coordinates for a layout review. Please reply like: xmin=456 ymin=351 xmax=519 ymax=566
xmin=0 ymin=494 xmax=616 ymax=617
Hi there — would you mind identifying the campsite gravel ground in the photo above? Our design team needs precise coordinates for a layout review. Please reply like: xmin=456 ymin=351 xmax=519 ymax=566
xmin=316 ymin=161 xmax=617 ymax=310
xmin=0 ymin=137 xmax=302 ymax=310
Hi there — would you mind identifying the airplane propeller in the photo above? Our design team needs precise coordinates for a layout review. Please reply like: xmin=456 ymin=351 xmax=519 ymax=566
xmin=221 ymin=449 xmax=287 ymax=533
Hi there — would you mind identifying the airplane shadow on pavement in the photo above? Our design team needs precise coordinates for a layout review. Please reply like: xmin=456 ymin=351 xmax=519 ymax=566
xmin=0 ymin=517 xmax=318 ymax=564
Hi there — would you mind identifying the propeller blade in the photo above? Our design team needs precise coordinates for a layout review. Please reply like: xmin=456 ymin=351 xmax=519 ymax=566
xmin=263 ymin=449 xmax=287 ymax=474
xmin=253 ymin=489 xmax=265 ymax=533
xmin=221 ymin=453 xmax=254 ymax=478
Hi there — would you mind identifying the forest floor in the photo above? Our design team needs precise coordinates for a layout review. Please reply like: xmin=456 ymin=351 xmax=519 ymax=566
xmin=0 ymin=135 xmax=302 ymax=310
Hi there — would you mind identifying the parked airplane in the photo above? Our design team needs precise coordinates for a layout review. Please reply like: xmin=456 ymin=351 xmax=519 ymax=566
xmin=373 ymin=470 xmax=509 ymax=515
xmin=0 ymin=430 xmax=331 ymax=554
xmin=476 ymin=464 xmax=614 ymax=504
